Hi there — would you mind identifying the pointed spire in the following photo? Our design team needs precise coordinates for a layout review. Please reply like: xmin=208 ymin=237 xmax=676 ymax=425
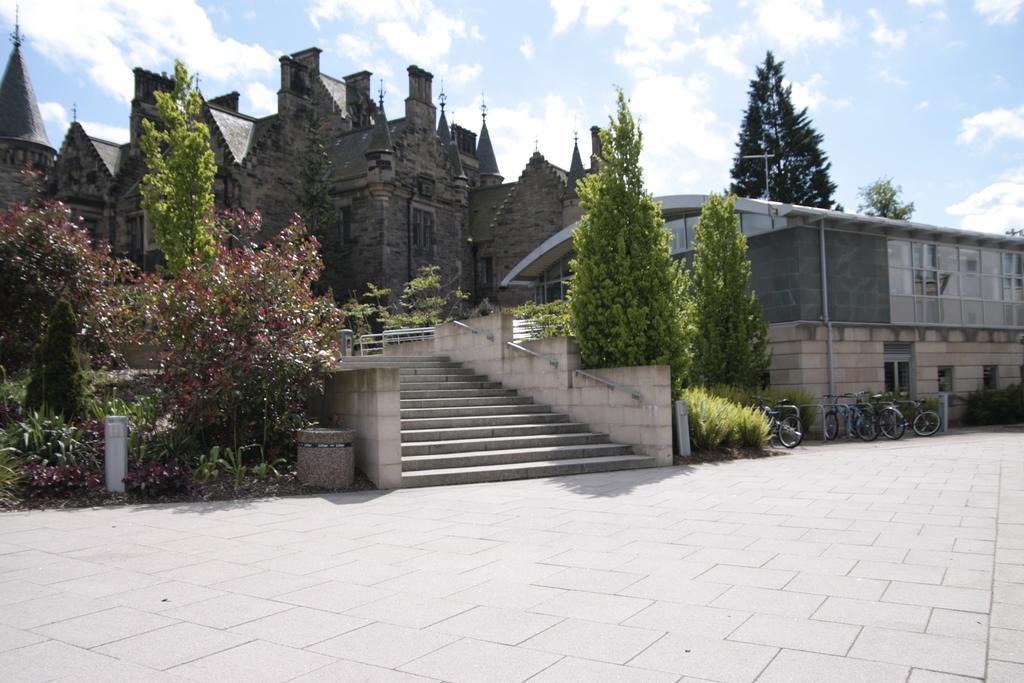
xmin=565 ymin=131 xmax=585 ymax=200
xmin=0 ymin=22 xmax=51 ymax=150
xmin=367 ymin=81 xmax=391 ymax=152
xmin=476 ymin=95 xmax=500 ymax=178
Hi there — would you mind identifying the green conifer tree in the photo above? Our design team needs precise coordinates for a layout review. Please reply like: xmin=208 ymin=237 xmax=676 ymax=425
xmin=569 ymin=89 xmax=690 ymax=395
xmin=140 ymin=60 xmax=217 ymax=273
xmin=296 ymin=94 xmax=342 ymax=295
xmin=730 ymin=51 xmax=837 ymax=209
xmin=685 ymin=193 xmax=770 ymax=388
xmin=25 ymin=299 xmax=86 ymax=419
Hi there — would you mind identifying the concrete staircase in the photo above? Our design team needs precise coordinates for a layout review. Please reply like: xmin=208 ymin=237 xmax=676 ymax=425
xmin=343 ymin=355 xmax=657 ymax=487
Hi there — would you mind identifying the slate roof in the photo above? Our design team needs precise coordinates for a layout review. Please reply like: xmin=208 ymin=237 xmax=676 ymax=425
xmin=319 ymin=74 xmax=347 ymax=113
xmin=207 ymin=105 xmax=256 ymax=163
xmin=367 ymin=103 xmax=392 ymax=152
xmin=565 ymin=140 xmax=585 ymax=199
xmin=89 ymin=136 xmax=124 ymax=176
xmin=330 ymin=117 xmax=405 ymax=179
xmin=477 ymin=119 xmax=499 ymax=176
xmin=0 ymin=44 xmax=51 ymax=149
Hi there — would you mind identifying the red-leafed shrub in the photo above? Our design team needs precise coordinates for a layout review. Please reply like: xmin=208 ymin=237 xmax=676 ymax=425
xmin=154 ymin=212 xmax=342 ymax=455
xmin=124 ymin=460 xmax=191 ymax=496
xmin=22 ymin=461 xmax=101 ymax=495
xmin=0 ymin=201 xmax=137 ymax=369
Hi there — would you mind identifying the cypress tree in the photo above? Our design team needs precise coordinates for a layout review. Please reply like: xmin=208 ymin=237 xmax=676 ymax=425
xmin=685 ymin=193 xmax=770 ymax=388
xmin=730 ymin=51 xmax=837 ymax=209
xmin=25 ymin=299 xmax=87 ymax=419
xmin=569 ymin=89 xmax=690 ymax=396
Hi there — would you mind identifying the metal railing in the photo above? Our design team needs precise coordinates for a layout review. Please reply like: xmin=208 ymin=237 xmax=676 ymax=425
xmin=573 ymin=368 xmax=642 ymax=401
xmin=506 ymin=341 xmax=558 ymax=367
xmin=513 ymin=318 xmax=541 ymax=341
xmin=452 ymin=319 xmax=495 ymax=341
xmin=358 ymin=327 xmax=435 ymax=355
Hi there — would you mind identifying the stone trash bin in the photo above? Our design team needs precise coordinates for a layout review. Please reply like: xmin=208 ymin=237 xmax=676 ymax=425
xmin=297 ymin=427 xmax=355 ymax=489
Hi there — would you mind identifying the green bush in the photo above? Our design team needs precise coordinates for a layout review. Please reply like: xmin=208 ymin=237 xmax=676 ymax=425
xmin=0 ymin=446 xmax=22 ymax=503
xmin=681 ymin=386 xmax=769 ymax=451
xmin=709 ymin=385 xmax=818 ymax=432
xmin=24 ymin=299 xmax=86 ymax=420
xmin=510 ymin=300 xmax=571 ymax=338
xmin=3 ymin=410 xmax=98 ymax=467
xmin=965 ymin=384 xmax=1024 ymax=426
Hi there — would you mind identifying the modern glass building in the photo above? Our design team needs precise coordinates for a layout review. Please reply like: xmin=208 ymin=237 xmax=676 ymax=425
xmin=500 ymin=195 xmax=1024 ymax=409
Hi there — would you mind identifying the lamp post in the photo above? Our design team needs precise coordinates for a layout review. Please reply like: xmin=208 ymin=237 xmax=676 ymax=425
xmin=741 ymin=151 xmax=775 ymax=200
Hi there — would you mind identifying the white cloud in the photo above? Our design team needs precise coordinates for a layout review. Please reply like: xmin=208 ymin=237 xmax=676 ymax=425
xmin=908 ymin=0 xmax=943 ymax=5
xmin=337 ymin=33 xmax=373 ymax=62
xmin=915 ymin=100 xmax=930 ymax=110
xmin=879 ymin=68 xmax=909 ymax=86
xmin=869 ymin=8 xmax=907 ymax=48
xmin=746 ymin=0 xmax=846 ymax=51
xmin=4 ymin=1 xmax=275 ymax=104
xmin=974 ymin=0 xmax=1023 ymax=25
xmin=630 ymin=74 xmax=733 ymax=193
xmin=40 ymin=101 xmax=129 ymax=144
xmin=520 ymin=35 xmax=535 ymax=60
xmin=550 ymin=0 xmax=709 ymax=46
xmin=445 ymin=63 xmax=482 ymax=86
xmin=787 ymin=73 xmax=850 ymax=111
xmin=958 ymin=105 xmax=1024 ymax=146
xmin=947 ymin=180 xmax=1024 ymax=233
xmin=244 ymin=83 xmax=277 ymax=116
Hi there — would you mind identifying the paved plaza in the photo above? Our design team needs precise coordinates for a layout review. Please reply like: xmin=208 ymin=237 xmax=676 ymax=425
xmin=1 ymin=429 xmax=1023 ymax=682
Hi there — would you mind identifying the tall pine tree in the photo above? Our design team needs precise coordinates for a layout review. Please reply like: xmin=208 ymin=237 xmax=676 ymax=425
xmin=296 ymin=94 xmax=342 ymax=296
xmin=569 ymin=89 xmax=690 ymax=397
xmin=730 ymin=51 xmax=837 ymax=209
xmin=684 ymin=193 xmax=770 ymax=389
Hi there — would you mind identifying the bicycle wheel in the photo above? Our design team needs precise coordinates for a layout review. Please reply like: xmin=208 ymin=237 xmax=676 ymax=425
xmin=777 ymin=415 xmax=803 ymax=448
xmin=878 ymin=408 xmax=906 ymax=440
xmin=854 ymin=414 xmax=878 ymax=441
xmin=823 ymin=411 xmax=839 ymax=441
xmin=913 ymin=410 xmax=941 ymax=436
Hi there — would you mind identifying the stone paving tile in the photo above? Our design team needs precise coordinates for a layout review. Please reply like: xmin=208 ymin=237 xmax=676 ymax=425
xmin=111 ymin=580 xmax=226 ymax=612
xmin=51 ymin=568 xmax=166 ymax=599
xmin=0 ymin=592 xmax=109 ymax=629
xmin=812 ymin=595 xmax=931 ymax=631
xmin=926 ymin=608 xmax=989 ymax=640
xmin=345 ymin=591 xmax=474 ymax=628
xmin=277 ymin=580 xmax=392 ymax=613
xmin=847 ymin=626 xmax=987 ymax=678
xmin=988 ymin=659 xmax=1024 ymax=682
xmin=531 ymin=587 xmax=652 ymax=623
xmin=229 ymin=606 xmax=370 ymax=648
xmin=728 ymin=613 xmax=861 ymax=655
xmin=757 ymin=648 xmax=909 ymax=682
xmin=520 ymin=617 xmax=663 ymax=664
xmin=94 ymin=621 xmax=249 ymax=670
xmin=0 ymin=623 xmax=46 ymax=652
xmin=170 ymin=639 xmax=335 ymax=682
xmin=210 ymin=569 xmax=328 ymax=598
xmin=528 ymin=655 xmax=679 ymax=682
xmin=784 ymin=573 xmax=890 ymax=600
xmin=629 ymin=631 xmax=778 ymax=682
xmin=711 ymin=585 xmax=826 ymax=618
xmin=882 ymin=581 xmax=991 ymax=612
xmin=0 ymin=639 xmax=158 ymax=683
xmin=907 ymin=670 xmax=983 ymax=683
xmin=32 ymin=606 xmax=178 ymax=648
xmin=400 ymin=637 xmax=560 ymax=682
xmin=427 ymin=605 xmax=562 ymax=645
xmin=623 ymin=601 xmax=751 ymax=637
xmin=851 ymin=560 xmax=946 ymax=584
xmin=989 ymin=627 xmax=1024 ymax=663
xmin=310 ymin=622 xmax=456 ymax=669
xmin=449 ymin=578 xmax=565 ymax=609
xmin=161 ymin=592 xmax=291 ymax=629
xmin=291 ymin=658 xmax=434 ymax=682
xmin=0 ymin=578 xmax=59 ymax=606
xmin=697 ymin=564 xmax=797 ymax=589
xmin=619 ymin=575 xmax=732 ymax=605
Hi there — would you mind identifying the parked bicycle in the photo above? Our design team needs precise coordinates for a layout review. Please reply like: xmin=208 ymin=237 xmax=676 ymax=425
xmin=896 ymin=399 xmax=942 ymax=436
xmin=862 ymin=392 xmax=906 ymax=441
xmin=823 ymin=393 xmax=877 ymax=441
xmin=753 ymin=396 xmax=804 ymax=449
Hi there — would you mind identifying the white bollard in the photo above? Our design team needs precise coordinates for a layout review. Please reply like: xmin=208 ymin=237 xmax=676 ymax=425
xmin=938 ymin=393 xmax=949 ymax=434
xmin=674 ymin=400 xmax=692 ymax=457
xmin=104 ymin=416 xmax=128 ymax=493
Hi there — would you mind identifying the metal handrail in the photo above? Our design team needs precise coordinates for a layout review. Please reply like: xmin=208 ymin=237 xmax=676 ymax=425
xmin=506 ymin=341 xmax=558 ymax=368
xmin=573 ymin=368 xmax=642 ymax=401
xmin=452 ymin=320 xmax=495 ymax=341
xmin=358 ymin=326 xmax=435 ymax=355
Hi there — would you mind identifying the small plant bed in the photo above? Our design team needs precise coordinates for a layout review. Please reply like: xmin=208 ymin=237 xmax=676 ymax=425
xmin=675 ymin=446 xmax=788 ymax=465
xmin=2 ymin=469 xmax=375 ymax=512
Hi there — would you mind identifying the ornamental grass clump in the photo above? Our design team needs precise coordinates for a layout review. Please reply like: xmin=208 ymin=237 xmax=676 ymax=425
xmin=681 ymin=386 xmax=769 ymax=451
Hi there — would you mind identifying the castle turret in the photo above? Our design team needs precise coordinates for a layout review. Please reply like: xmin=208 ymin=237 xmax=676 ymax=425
xmin=436 ymin=90 xmax=467 ymax=203
xmin=476 ymin=101 xmax=502 ymax=188
xmin=0 ymin=25 xmax=55 ymax=206
xmin=365 ymin=89 xmax=394 ymax=194
xmin=561 ymin=134 xmax=585 ymax=226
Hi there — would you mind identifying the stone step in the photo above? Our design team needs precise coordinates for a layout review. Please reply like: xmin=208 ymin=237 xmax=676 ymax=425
xmin=400 ymin=388 xmax=518 ymax=399
xmin=400 ymin=373 xmax=487 ymax=383
xmin=399 ymin=380 xmax=503 ymax=392
xmin=401 ymin=455 xmax=658 ymax=488
xmin=402 ymin=443 xmax=634 ymax=471
xmin=400 ymin=396 xmax=534 ymax=409
xmin=401 ymin=412 xmax=570 ymax=429
xmin=399 ymin=367 xmax=476 ymax=376
xmin=402 ymin=432 xmax=610 ymax=456
xmin=401 ymin=404 xmax=552 ymax=419
xmin=342 ymin=359 xmax=459 ymax=369
xmin=401 ymin=421 xmax=588 ymax=443
xmin=345 ymin=355 xmax=450 ymax=362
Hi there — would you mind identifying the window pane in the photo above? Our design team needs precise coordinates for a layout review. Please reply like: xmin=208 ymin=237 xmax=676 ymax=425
xmin=891 ymin=296 xmax=914 ymax=323
xmin=984 ymin=301 xmax=1004 ymax=325
xmin=889 ymin=241 xmax=911 ymax=268
xmin=915 ymin=298 xmax=939 ymax=323
xmin=962 ymin=274 xmax=981 ymax=298
xmin=666 ymin=219 xmax=686 ymax=254
xmin=939 ymin=272 xmax=958 ymax=296
xmin=963 ymin=300 xmax=983 ymax=325
xmin=983 ymin=365 xmax=997 ymax=390
xmin=897 ymin=361 xmax=911 ymax=396
xmin=890 ymin=268 xmax=912 ymax=295
xmin=938 ymin=246 xmax=957 ymax=271
xmin=884 ymin=361 xmax=896 ymax=394
xmin=937 ymin=367 xmax=953 ymax=393
xmin=959 ymin=248 xmax=980 ymax=273
xmin=983 ymin=276 xmax=1002 ymax=300
xmin=912 ymin=243 xmax=923 ymax=268
xmin=742 ymin=213 xmax=772 ymax=235
xmin=914 ymin=270 xmax=939 ymax=296
xmin=941 ymin=298 xmax=962 ymax=324
xmin=925 ymin=245 xmax=937 ymax=268
xmin=982 ymin=251 xmax=1000 ymax=274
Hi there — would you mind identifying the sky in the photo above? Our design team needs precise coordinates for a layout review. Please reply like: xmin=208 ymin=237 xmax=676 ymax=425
xmin=5 ymin=0 xmax=1024 ymax=233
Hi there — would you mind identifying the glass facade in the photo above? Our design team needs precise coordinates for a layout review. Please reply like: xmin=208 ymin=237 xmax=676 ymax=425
xmin=888 ymin=239 xmax=1024 ymax=327
xmin=536 ymin=254 xmax=572 ymax=303
xmin=668 ymin=212 xmax=786 ymax=255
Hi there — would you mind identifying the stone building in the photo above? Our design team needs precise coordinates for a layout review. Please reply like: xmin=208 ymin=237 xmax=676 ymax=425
xmin=2 ymin=37 xmax=585 ymax=305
